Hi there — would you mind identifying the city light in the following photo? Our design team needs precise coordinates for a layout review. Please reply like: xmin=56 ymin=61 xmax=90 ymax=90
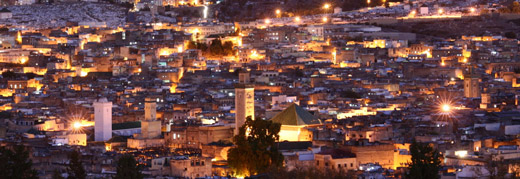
xmin=264 ymin=19 xmax=270 ymax=24
xmin=275 ymin=9 xmax=281 ymax=15
xmin=203 ymin=5 xmax=208 ymax=19
xmin=323 ymin=3 xmax=330 ymax=9
xmin=470 ymin=7 xmax=476 ymax=13
xmin=73 ymin=121 xmax=82 ymax=129
xmin=322 ymin=17 xmax=328 ymax=22
xmin=438 ymin=8 xmax=444 ymax=14
xmin=294 ymin=16 xmax=301 ymax=22
xmin=442 ymin=104 xmax=451 ymax=112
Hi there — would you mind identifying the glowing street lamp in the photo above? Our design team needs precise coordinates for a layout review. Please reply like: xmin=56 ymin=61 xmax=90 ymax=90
xmin=323 ymin=3 xmax=330 ymax=9
xmin=294 ymin=16 xmax=301 ymax=22
xmin=322 ymin=17 xmax=328 ymax=23
xmin=438 ymin=8 xmax=444 ymax=14
xmin=264 ymin=18 xmax=270 ymax=24
xmin=441 ymin=104 xmax=451 ymax=112
xmin=469 ymin=7 xmax=476 ymax=13
xmin=275 ymin=9 xmax=281 ymax=18
xmin=73 ymin=121 xmax=82 ymax=130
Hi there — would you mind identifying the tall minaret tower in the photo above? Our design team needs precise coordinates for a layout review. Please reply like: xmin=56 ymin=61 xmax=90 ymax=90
xmin=142 ymin=98 xmax=161 ymax=139
xmin=464 ymin=64 xmax=481 ymax=98
xmin=235 ymin=70 xmax=255 ymax=135
xmin=145 ymin=97 xmax=157 ymax=121
xmin=94 ymin=98 xmax=112 ymax=141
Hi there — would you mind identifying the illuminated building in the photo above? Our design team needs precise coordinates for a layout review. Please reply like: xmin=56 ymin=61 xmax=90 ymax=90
xmin=94 ymin=97 xmax=112 ymax=141
xmin=464 ymin=66 xmax=481 ymax=98
xmin=127 ymin=98 xmax=164 ymax=149
xmin=270 ymin=103 xmax=321 ymax=141
xmin=234 ymin=71 xmax=254 ymax=135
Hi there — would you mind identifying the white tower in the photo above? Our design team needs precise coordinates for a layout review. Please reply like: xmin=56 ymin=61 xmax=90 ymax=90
xmin=235 ymin=71 xmax=254 ymax=135
xmin=94 ymin=98 xmax=112 ymax=141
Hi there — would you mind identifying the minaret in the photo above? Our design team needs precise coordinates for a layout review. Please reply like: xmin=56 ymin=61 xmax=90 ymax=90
xmin=234 ymin=70 xmax=254 ymax=135
xmin=145 ymin=97 xmax=157 ymax=121
xmin=94 ymin=98 xmax=112 ymax=141
xmin=464 ymin=65 xmax=481 ymax=98
xmin=141 ymin=98 xmax=161 ymax=139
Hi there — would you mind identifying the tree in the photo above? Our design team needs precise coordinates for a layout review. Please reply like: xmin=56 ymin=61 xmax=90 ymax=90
xmin=407 ymin=140 xmax=441 ymax=179
xmin=114 ymin=154 xmax=143 ymax=179
xmin=67 ymin=150 xmax=86 ymax=179
xmin=505 ymin=32 xmax=517 ymax=39
xmin=52 ymin=169 xmax=65 ymax=179
xmin=227 ymin=116 xmax=284 ymax=177
xmin=209 ymin=39 xmax=224 ymax=56
xmin=0 ymin=145 xmax=38 ymax=179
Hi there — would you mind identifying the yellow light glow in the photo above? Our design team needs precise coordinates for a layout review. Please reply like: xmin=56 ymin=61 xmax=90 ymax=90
xmin=409 ymin=10 xmax=416 ymax=17
xmin=442 ymin=104 xmax=451 ymax=112
xmin=323 ymin=3 xmax=330 ymax=9
xmin=80 ymin=70 xmax=88 ymax=77
xmin=275 ymin=9 xmax=281 ymax=15
xmin=19 ymin=56 xmax=28 ymax=64
xmin=294 ymin=16 xmax=301 ymax=22
xmin=177 ymin=46 xmax=183 ymax=53
xmin=438 ymin=8 xmax=444 ymax=14
xmin=73 ymin=121 xmax=82 ymax=129
xmin=16 ymin=31 xmax=22 ymax=44
xmin=170 ymin=83 xmax=177 ymax=93
xmin=264 ymin=19 xmax=270 ymax=24
xmin=322 ymin=17 xmax=328 ymax=22
xmin=441 ymin=60 xmax=445 ymax=66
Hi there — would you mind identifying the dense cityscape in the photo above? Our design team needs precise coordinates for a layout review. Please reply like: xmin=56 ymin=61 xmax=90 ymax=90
xmin=0 ymin=0 xmax=520 ymax=178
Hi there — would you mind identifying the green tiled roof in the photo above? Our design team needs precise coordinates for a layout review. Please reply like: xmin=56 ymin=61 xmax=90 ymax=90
xmin=112 ymin=121 xmax=141 ymax=130
xmin=270 ymin=103 xmax=321 ymax=126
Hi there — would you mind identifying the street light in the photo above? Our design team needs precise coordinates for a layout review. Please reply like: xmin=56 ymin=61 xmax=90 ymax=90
xmin=469 ymin=7 xmax=476 ymax=13
xmin=294 ymin=16 xmax=301 ymax=22
xmin=438 ymin=8 xmax=444 ymax=14
xmin=323 ymin=3 xmax=330 ymax=9
xmin=441 ymin=104 xmax=451 ymax=112
xmin=264 ymin=18 xmax=270 ymax=24
xmin=322 ymin=17 xmax=328 ymax=22
xmin=73 ymin=121 xmax=82 ymax=130
xmin=275 ymin=9 xmax=281 ymax=18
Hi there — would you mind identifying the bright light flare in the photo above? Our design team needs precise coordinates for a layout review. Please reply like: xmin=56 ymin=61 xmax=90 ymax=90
xmin=438 ymin=8 xmax=444 ymax=14
xmin=73 ymin=121 xmax=82 ymax=129
xmin=264 ymin=19 xmax=270 ymax=24
xmin=322 ymin=17 xmax=328 ymax=22
xmin=469 ymin=7 xmax=476 ymax=13
xmin=294 ymin=16 xmax=301 ymax=22
xmin=442 ymin=104 xmax=451 ymax=112
xmin=275 ymin=9 xmax=281 ymax=15
xmin=323 ymin=3 xmax=330 ymax=9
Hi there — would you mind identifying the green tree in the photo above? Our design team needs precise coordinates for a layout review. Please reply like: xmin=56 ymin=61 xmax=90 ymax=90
xmin=505 ymin=32 xmax=517 ymax=39
xmin=227 ymin=116 xmax=284 ymax=177
xmin=52 ymin=169 xmax=65 ymax=179
xmin=209 ymin=39 xmax=224 ymax=56
xmin=114 ymin=154 xmax=143 ymax=179
xmin=222 ymin=41 xmax=235 ymax=56
xmin=0 ymin=145 xmax=38 ymax=179
xmin=407 ymin=140 xmax=441 ymax=179
xmin=67 ymin=150 xmax=86 ymax=179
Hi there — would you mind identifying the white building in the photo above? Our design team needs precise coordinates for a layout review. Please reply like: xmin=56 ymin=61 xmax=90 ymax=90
xmin=94 ymin=98 xmax=112 ymax=141
xmin=0 ymin=8 xmax=12 ymax=19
